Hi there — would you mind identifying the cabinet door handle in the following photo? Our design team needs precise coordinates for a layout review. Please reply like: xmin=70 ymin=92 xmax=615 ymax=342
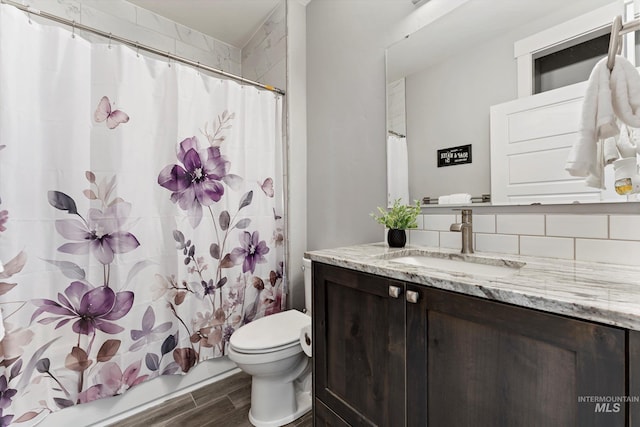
xmin=406 ymin=290 xmax=419 ymax=304
xmin=388 ymin=285 xmax=402 ymax=298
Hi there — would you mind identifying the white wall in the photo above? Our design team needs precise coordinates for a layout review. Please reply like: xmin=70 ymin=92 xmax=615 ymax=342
xmin=306 ymin=0 xmax=414 ymax=250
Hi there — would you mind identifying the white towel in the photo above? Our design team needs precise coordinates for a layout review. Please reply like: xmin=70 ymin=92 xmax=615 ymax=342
xmin=611 ymin=55 xmax=640 ymax=127
xmin=603 ymin=137 xmax=620 ymax=164
xmin=565 ymin=57 xmax=618 ymax=180
xmin=617 ymin=124 xmax=637 ymax=157
xmin=438 ymin=193 xmax=471 ymax=205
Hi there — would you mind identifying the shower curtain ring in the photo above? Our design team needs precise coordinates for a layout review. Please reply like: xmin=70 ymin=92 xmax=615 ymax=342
xmin=71 ymin=20 xmax=76 ymax=38
xmin=135 ymin=42 xmax=139 ymax=57
xmin=167 ymin=52 xmax=171 ymax=67
xmin=108 ymin=33 xmax=112 ymax=49
xmin=196 ymin=61 xmax=200 ymax=75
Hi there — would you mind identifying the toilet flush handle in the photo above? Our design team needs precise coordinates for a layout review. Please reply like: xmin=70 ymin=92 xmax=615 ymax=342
xmin=304 ymin=332 xmax=311 ymax=346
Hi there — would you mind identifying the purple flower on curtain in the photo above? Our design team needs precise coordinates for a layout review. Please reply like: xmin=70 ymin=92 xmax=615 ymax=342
xmin=157 ymin=137 xmax=230 ymax=228
xmin=0 ymin=210 xmax=8 ymax=232
xmin=31 ymin=281 xmax=134 ymax=335
xmin=0 ymin=377 xmax=16 ymax=410
xmin=230 ymin=231 xmax=269 ymax=274
xmin=78 ymin=360 xmax=148 ymax=403
xmin=129 ymin=306 xmax=173 ymax=352
xmin=55 ymin=202 xmax=139 ymax=265
xmin=0 ymin=409 xmax=12 ymax=427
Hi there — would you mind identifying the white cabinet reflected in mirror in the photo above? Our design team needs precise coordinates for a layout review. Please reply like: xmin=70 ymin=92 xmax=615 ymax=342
xmin=386 ymin=0 xmax=634 ymax=207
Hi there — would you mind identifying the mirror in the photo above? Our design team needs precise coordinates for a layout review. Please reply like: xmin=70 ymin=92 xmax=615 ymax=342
xmin=386 ymin=0 xmax=619 ymax=206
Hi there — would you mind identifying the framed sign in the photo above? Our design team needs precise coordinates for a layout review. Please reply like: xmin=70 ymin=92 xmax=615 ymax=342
xmin=437 ymin=144 xmax=472 ymax=167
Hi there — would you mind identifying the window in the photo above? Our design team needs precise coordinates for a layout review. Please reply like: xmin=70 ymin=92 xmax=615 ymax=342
xmin=532 ymin=29 xmax=610 ymax=94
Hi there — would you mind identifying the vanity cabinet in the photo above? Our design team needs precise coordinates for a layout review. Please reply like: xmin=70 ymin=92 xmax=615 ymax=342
xmin=313 ymin=262 xmax=629 ymax=426
xmin=313 ymin=263 xmax=406 ymax=426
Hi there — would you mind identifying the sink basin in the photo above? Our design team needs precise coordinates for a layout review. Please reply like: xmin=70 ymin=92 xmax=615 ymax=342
xmin=385 ymin=252 xmax=525 ymax=278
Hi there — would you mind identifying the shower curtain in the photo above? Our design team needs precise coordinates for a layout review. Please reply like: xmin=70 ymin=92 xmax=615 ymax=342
xmin=0 ymin=5 xmax=284 ymax=425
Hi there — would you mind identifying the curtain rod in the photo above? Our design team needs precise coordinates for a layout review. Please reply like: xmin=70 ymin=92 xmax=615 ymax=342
xmin=0 ymin=0 xmax=286 ymax=96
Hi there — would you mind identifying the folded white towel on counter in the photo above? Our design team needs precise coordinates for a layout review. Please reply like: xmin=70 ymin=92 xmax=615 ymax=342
xmin=566 ymin=57 xmax=618 ymax=180
xmin=438 ymin=193 xmax=472 ymax=205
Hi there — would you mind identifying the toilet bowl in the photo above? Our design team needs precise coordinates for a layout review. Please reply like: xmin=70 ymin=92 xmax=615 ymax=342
xmin=227 ymin=258 xmax=313 ymax=427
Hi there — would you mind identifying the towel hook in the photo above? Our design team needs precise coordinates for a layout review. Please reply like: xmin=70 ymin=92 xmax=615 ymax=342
xmin=607 ymin=15 xmax=623 ymax=70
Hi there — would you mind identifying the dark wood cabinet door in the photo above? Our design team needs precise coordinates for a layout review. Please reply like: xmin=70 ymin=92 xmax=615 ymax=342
xmin=407 ymin=285 xmax=626 ymax=427
xmin=313 ymin=263 xmax=406 ymax=426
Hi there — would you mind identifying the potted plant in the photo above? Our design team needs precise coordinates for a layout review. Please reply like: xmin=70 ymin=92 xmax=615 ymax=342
xmin=371 ymin=199 xmax=421 ymax=248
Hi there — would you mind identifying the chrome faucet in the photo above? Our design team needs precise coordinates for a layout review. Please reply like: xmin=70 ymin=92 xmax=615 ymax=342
xmin=450 ymin=209 xmax=474 ymax=254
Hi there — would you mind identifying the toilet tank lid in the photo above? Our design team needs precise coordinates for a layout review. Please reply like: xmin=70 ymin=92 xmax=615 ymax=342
xmin=229 ymin=309 xmax=310 ymax=352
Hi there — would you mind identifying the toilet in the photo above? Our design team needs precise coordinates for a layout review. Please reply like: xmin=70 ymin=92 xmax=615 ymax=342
xmin=227 ymin=258 xmax=313 ymax=427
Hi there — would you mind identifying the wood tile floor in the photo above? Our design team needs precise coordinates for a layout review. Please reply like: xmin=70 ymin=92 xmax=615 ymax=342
xmin=110 ymin=371 xmax=312 ymax=427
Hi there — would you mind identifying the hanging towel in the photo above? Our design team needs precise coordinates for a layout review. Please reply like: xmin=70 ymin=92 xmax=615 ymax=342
xmin=611 ymin=55 xmax=640 ymax=127
xmin=617 ymin=124 xmax=637 ymax=157
xmin=603 ymin=137 xmax=620 ymax=164
xmin=565 ymin=57 xmax=618 ymax=181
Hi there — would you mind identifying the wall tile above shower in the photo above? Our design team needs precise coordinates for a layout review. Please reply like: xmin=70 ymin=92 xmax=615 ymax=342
xmin=241 ymin=1 xmax=286 ymax=88
xmin=26 ymin=0 xmax=242 ymax=76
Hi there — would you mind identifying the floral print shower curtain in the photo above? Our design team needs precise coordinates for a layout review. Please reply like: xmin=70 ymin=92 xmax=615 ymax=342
xmin=0 ymin=5 xmax=285 ymax=425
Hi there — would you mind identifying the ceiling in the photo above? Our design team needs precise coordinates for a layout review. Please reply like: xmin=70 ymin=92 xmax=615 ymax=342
xmin=128 ymin=0 xmax=282 ymax=48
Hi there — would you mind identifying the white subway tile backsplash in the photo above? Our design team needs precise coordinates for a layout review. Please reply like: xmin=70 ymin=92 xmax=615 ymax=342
xmin=472 ymin=214 xmax=496 ymax=233
xmin=496 ymin=214 xmax=544 ymax=235
xmin=408 ymin=230 xmax=439 ymax=247
xmin=423 ymin=214 xmax=456 ymax=231
xmin=610 ymin=215 xmax=640 ymax=241
xmin=576 ymin=238 xmax=640 ymax=266
xmin=475 ymin=233 xmax=519 ymax=254
xmin=414 ymin=215 xmax=424 ymax=230
xmin=546 ymin=214 xmax=607 ymax=239
xmin=440 ymin=232 xmax=462 ymax=250
xmin=520 ymin=236 xmax=574 ymax=260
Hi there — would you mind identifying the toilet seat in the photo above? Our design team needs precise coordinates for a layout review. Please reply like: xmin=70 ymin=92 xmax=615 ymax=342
xmin=229 ymin=309 xmax=310 ymax=354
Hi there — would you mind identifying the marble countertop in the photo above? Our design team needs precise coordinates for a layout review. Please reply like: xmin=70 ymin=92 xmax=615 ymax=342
xmin=305 ymin=243 xmax=640 ymax=331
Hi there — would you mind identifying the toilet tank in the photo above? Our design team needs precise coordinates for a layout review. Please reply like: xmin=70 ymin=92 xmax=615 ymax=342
xmin=302 ymin=258 xmax=312 ymax=316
